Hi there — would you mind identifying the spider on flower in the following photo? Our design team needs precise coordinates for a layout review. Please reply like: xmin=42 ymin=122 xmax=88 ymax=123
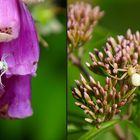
xmin=0 ymin=55 xmax=9 ymax=88
xmin=108 ymin=63 xmax=140 ymax=87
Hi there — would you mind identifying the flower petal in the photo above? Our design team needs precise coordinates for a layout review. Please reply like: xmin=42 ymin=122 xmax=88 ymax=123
xmin=0 ymin=75 xmax=32 ymax=119
xmin=0 ymin=2 xmax=39 ymax=76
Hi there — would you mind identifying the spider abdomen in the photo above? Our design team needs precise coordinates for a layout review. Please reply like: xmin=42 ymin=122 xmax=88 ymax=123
xmin=131 ymin=73 xmax=140 ymax=86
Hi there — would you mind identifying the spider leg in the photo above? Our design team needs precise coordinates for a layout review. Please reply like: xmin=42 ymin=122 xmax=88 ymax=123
xmin=116 ymin=69 xmax=127 ymax=72
xmin=1 ymin=54 xmax=8 ymax=61
xmin=0 ymin=76 xmax=4 ymax=88
xmin=0 ymin=70 xmax=7 ymax=77
xmin=1 ymin=53 xmax=12 ymax=61
xmin=0 ymin=69 xmax=8 ymax=88
xmin=109 ymin=62 xmax=127 ymax=72
xmin=123 ymin=87 xmax=137 ymax=99
xmin=108 ymin=72 xmax=128 ymax=80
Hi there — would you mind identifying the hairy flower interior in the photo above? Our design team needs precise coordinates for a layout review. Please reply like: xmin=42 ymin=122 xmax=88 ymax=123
xmin=0 ymin=27 xmax=12 ymax=35
xmin=0 ymin=27 xmax=13 ymax=42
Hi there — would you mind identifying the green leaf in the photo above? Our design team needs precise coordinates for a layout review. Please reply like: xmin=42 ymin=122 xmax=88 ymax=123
xmin=68 ymin=124 xmax=81 ymax=133
xmin=124 ymin=120 xmax=140 ymax=139
xmin=68 ymin=124 xmax=90 ymax=134
xmin=78 ymin=119 xmax=119 ymax=140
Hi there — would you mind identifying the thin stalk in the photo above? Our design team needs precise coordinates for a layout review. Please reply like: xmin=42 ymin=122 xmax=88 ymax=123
xmin=126 ymin=126 xmax=132 ymax=140
xmin=112 ymin=78 xmax=126 ymax=140
xmin=68 ymin=53 xmax=90 ymax=80
xmin=114 ymin=124 xmax=125 ymax=140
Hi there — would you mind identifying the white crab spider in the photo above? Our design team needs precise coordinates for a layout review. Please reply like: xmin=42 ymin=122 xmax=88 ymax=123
xmin=0 ymin=55 xmax=9 ymax=88
xmin=108 ymin=64 xmax=140 ymax=87
xmin=130 ymin=72 xmax=140 ymax=87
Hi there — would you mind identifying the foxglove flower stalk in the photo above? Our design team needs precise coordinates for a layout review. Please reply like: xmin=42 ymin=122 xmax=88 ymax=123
xmin=68 ymin=2 xmax=104 ymax=53
xmin=0 ymin=0 xmax=39 ymax=119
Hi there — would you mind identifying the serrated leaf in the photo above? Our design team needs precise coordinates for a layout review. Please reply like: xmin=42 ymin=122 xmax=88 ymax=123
xmin=78 ymin=119 xmax=119 ymax=140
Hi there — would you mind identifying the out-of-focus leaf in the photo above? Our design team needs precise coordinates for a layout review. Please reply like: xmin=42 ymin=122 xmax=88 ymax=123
xmin=68 ymin=124 xmax=90 ymax=134
xmin=124 ymin=120 xmax=140 ymax=139
xmin=68 ymin=124 xmax=81 ymax=133
xmin=39 ymin=18 xmax=63 ymax=35
xmin=32 ymin=6 xmax=54 ymax=24
xmin=78 ymin=119 xmax=119 ymax=140
xmin=93 ymin=25 xmax=116 ymax=37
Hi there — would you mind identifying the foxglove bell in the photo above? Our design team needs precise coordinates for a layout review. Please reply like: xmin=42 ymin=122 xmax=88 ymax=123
xmin=0 ymin=75 xmax=32 ymax=119
xmin=0 ymin=0 xmax=40 ymax=119
xmin=0 ymin=1 xmax=39 ymax=76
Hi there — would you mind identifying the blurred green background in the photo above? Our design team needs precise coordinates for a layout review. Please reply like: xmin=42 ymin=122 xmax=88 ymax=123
xmin=68 ymin=0 xmax=140 ymax=140
xmin=0 ymin=0 xmax=66 ymax=140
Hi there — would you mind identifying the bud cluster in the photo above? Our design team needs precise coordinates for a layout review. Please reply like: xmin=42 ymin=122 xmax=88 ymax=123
xmin=72 ymin=30 xmax=140 ymax=127
xmin=68 ymin=2 xmax=104 ymax=53
xmin=72 ymin=74 xmax=135 ymax=128
xmin=86 ymin=29 xmax=140 ymax=79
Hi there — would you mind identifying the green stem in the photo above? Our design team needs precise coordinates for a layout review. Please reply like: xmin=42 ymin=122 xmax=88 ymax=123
xmin=68 ymin=53 xmax=90 ymax=80
xmin=113 ymin=124 xmax=125 ymax=140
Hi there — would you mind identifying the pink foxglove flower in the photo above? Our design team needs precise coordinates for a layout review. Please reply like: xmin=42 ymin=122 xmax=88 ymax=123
xmin=0 ymin=1 xmax=39 ymax=76
xmin=0 ymin=0 xmax=39 ymax=119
